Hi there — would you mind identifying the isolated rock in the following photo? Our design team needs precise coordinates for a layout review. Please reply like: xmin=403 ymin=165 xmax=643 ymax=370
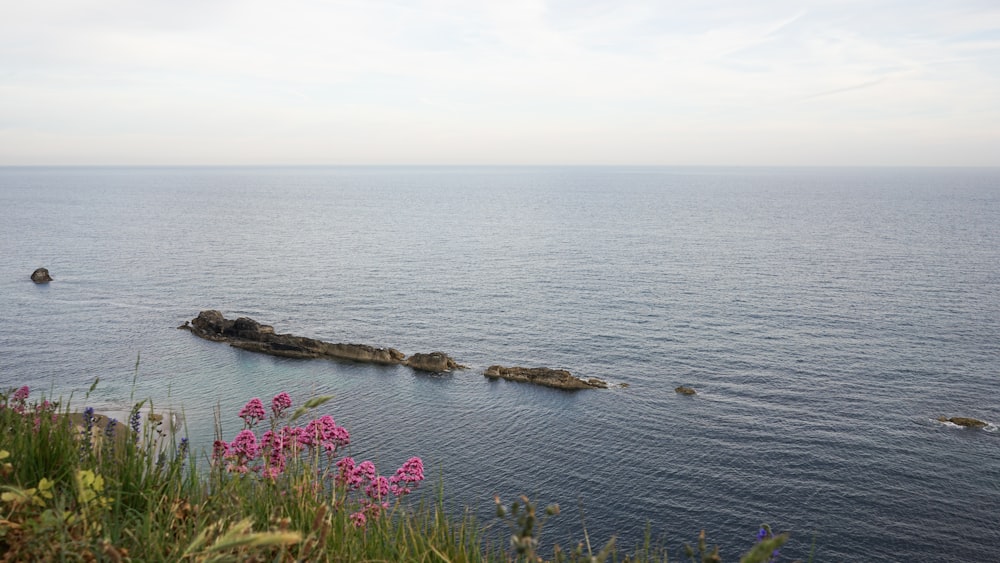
xmin=184 ymin=310 xmax=455 ymax=370
xmin=675 ymin=386 xmax=697 ymax=395
xmin=484 ymin=365 xmax=607 ymax=390
xmin=31 ymin=267 xmax=53 ymax=283
xmin=406 ymin=352 xmax=463 ymax=372
xmin=937 ymin=416 xmax=988 ymax=428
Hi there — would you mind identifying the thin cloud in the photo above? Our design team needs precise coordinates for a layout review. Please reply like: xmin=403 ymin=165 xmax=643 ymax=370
xmin=797 ymin=76 xmax=891 ymax=100
xmin=0 ymin=0 xmax=998 ymax=165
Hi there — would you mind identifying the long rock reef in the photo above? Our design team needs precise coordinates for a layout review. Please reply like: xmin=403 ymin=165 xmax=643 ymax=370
xmin=483 ymin=365 xmax=608 ymax=390
xmin=181 ymin=310 xmax=463 ymax=372
xmin=182 ymin=310 xmax=612 ymax=390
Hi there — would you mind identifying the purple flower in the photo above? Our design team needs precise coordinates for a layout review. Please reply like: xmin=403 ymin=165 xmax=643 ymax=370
xmin=104 ymin=418 xmax=118 ymax=439
xmin=83 ymin=407 xmax=95 ymax=426
xmin=238 ymin=398 xmax=266 ymax=427
xmin=129 ymin=408 xmax=142 ymax=442
xmin=271 ymin=392 xmax=292 ymax=417
xmin=755 ymin=526 xmax=780 ymax=563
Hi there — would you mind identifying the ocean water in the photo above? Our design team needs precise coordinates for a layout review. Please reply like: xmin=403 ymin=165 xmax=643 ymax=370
xmin=1 ymin=166 xmax=998 ymax=561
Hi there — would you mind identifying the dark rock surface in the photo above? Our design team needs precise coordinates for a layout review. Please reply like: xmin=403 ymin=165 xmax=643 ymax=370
xmin=31 ymin=267 xmax=53 ymax=283
xmin=675 ymin=386 xmax=697 ymax=395
xmin=937 ymin=416 xmax=988 ymax=428
xmin=183 ymin=310 xmax=456 ymax=370
xmin=483 ymin=365 xmax=608 ymax=390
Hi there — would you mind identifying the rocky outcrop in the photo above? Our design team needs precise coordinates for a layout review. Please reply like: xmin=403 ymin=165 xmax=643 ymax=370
xmin=31 ymin=268 xmax=53 ymax=283
xmin=183 ymin=310 xmax=459 ymax=371
xmin=483 ymin=365 xmax=608 ymax=390
xmin=938 ymin=416 xmax=988 ymax=428
xmin=406 ymin=352 xmax=461 ymax=372
xmin=675 ymin=386 xmax=697 ymax=395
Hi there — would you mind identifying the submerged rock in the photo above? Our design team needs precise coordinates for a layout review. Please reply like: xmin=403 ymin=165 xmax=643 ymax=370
xmin=937 ymin=416 xmax=988 ymax=428
xmin=483 ymin=365 xmax=607 ymax=390
xmin=31 ymin=267 xmax=53 ymax=283
xmin=184 ymin=310 xmax=456 ymax=370
xmin=675 ymin=386 xmax=697 ymax=395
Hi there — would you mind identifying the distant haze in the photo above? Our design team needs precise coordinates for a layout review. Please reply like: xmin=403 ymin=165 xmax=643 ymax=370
xmin=2 ymin=1 xmax=999 ymax=166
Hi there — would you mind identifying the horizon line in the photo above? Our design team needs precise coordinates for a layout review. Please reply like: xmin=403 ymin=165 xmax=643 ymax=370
xmin=2 ymin=163 xmax=999 ymax=169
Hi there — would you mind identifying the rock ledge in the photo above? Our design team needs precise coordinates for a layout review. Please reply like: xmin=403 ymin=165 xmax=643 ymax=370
xmin=484 ymin=365 xmax=608 ymax=390
xmin=182 ymin=310 xmax=463 ymax=372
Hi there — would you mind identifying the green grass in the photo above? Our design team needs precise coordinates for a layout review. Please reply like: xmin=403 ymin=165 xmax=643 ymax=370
xmin=0 ymin=384 xmax=788 ymax=562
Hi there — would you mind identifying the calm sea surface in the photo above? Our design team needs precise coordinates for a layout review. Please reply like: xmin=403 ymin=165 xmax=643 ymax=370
xmin=1 ymin=166 xmax=998 ymax=561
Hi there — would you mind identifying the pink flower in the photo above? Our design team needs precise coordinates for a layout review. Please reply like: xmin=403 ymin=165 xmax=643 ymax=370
xmin=13 ymin=386 xmax=29 ymax=401
xmin=336 ymin=457 xmax=363 ymax=489
xmin=301 ymin=415 xmax=350 ymax=454
xmin=271 ymin=392 xmax=292 ymax=417
xmin=350 ymin=511 xmax=367 ymax=528
xmin=330 ymin=425 xmax=350 ymax=447
xmin=261 ymin=430 xmax=279 ymax=449
xmin=238 ymin=398 xmax=266 ymax=426
xmin=212 ymin=439 xmax=229 ymax=460
xmin=262 ymin=453 xmax=285 ymax=479
xmin=356 ymin=460 xmax=377 ymax=483
xmin=389 ymin=457 xmax=425 ymax=496
xmin=366 ymin=475 xmax=390 ymax=500
xmin=229 ymin=429 xmax=259 ymax=460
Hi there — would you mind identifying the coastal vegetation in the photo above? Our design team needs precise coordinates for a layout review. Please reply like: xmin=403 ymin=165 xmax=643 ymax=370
xmin=1 ymin=383 xmax=788 ymax=562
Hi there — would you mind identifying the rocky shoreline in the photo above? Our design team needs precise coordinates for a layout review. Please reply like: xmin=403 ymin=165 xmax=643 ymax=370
xmin=182 ymin=310 xmax=610 ymax=390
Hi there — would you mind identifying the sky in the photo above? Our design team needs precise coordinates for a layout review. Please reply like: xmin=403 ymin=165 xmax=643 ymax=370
xmin=1 ymin=0 xmax=999 ymax=166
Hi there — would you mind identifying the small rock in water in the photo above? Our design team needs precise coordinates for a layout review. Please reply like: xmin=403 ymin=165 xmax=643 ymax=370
xmin=31 ymin=267 xmax=53 ymax=283
xmin=675 ymin=386 xmax=697 ymax=395
xmin=937 ymin=416 xmax=987 ymax=428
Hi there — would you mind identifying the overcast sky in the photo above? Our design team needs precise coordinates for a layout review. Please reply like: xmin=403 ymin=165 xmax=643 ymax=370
xmin=2 ymin=0 xmax=999 ymax=166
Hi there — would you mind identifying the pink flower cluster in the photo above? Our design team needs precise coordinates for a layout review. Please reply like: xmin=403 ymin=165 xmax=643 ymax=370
xmin=238 ymin=397 xmax=267 ymax=427
xmin=335 ymin=456 xmax=424 ymax=526
xmin=390 ymin=457 xmax=425 ymax=496
xmin=271 ymin=392 xmax=292 ymax=417
xmin=217 ymin=395 xmax=353 ymax=475
xmin=214 ymin=392 xmax=425 ymax=527
xmin=7 ymin=386 xmax=31 ymax=414
xmin=3 ymin=387 xmax=57 ymax=429
xmin=13 ymin=386 xmax=30 ymax=401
